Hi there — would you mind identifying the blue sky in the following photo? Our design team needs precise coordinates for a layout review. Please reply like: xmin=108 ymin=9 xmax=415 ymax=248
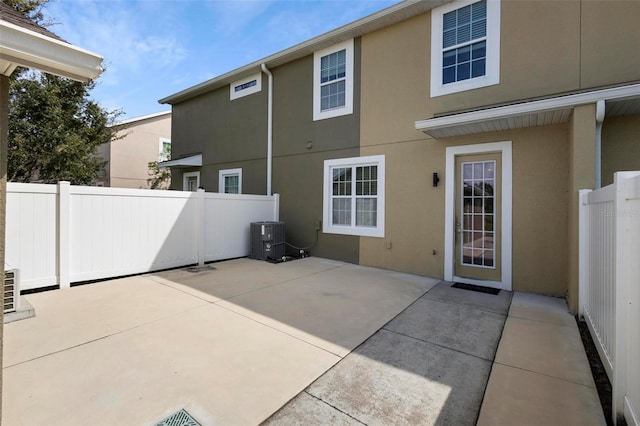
xmin=43 ymin=0 xmax=400 ymax=119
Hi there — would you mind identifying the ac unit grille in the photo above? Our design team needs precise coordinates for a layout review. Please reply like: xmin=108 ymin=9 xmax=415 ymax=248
xmin=4 ymin=269 xmax=18 ymax=314
xmin=250 ymin=221 xmax=286 ymax=261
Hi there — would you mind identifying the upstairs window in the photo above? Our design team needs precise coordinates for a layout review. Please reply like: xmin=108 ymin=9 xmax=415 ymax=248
xmin=313 ymin=39 xmax=354 ymax=121
xmin=158 ymin=138 xmax=171 ymax=162
xmin=431 ymin=0 xmax=500 ymax=97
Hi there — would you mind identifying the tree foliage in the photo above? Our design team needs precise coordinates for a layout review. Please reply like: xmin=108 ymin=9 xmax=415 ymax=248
xmin=147 ymin=144 xmax=171 ymax=189
xmin=3 ymin=0 xmax=50 ymax=24
xmin=8 ymin=72 xmax=122 ymax=184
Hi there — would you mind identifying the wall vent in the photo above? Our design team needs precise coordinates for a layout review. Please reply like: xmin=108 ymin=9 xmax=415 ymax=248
xmin=4 ymin=268 xmax=19 ymax=314
xmin=250 ymin=221 xmax=286 ymax=261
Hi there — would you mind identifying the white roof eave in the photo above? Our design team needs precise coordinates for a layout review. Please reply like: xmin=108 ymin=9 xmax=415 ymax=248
xmin=0 ymin=20 xmax=103 ymax=82
xmin=415 ymin=83 xmax=640 ymax=138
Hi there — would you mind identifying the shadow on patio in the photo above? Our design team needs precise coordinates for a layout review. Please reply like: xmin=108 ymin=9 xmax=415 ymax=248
xmin=2 ymin=257 xmax=601 ymax=425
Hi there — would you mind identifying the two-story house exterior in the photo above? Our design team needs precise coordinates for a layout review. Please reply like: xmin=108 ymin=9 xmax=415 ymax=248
xmin=97 ymin=111 xmax=172 ymax=189
xmin=159 ymin=0 xmax=640 ymax=313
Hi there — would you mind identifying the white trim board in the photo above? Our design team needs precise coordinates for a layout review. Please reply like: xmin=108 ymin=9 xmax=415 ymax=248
xmin=444 ymin=141 xmax=512 ymax=291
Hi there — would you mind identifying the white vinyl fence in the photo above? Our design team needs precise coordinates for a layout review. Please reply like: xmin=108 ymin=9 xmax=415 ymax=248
xmin=579 ymin=171 xmax=640 ymax=426
xmin=6 ymin=182 xmax=279 ymax=291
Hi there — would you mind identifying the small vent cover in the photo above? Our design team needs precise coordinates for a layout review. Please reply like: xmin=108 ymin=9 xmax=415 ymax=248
xmin=155 ymin=409 xmax=201 ymax=426
xmin=4 ymin=269 xmax=18 ymax=314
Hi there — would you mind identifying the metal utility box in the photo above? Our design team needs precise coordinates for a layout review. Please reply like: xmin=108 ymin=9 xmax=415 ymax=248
xmin=250 ymin=221 xmax=286 ymax=261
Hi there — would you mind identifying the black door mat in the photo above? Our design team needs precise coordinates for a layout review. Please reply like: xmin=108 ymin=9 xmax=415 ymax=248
xmin=452 ymin=282 xmax=501 ymax=295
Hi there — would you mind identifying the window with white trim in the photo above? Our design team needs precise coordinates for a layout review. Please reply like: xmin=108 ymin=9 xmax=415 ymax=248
xmin=219 ymin=168 xmax=242 ymax=194
xmin=313 ymin=39 xmax=354 ymax=121
xmin=431 ymin=0 xmax=500 ymax=97
xmin=230 ymin=73 xmax=262 ymax=100
xmin=183 ymin=171 xmax=200 ymax=192
xmin=323 ymin=155 xmax=385 ymax=237
xmin=158 ymin=138 xmax=171 ymax=162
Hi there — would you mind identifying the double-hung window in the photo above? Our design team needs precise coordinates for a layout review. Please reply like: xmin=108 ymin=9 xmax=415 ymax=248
xmin=313 ymin=39 xmax=354 ymax=121
xmin=323 ymin=155 xmax=385 ymax=237
xmin=431 ymin=0 xmax=500 ymax=97
xmin=219 ymin=168 xmax=242 ymax=194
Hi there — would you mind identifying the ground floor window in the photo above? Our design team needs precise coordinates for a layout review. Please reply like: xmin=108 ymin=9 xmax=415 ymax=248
xmin=323 ymin=155 xmax=385 ymax=237
xmin=219 ymin=168 xmax=242 ymax=194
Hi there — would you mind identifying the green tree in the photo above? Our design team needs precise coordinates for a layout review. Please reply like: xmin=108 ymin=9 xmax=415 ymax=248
xmin=147 ymin=144 xmax=171 ymax=189
xmin=3 ymin=0 xmax=49 ymax=24
xmin=8 ymin=71 xmax=122 ymax=184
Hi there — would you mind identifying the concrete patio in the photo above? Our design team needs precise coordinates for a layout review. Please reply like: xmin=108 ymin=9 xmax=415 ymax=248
xmin=3 ymin=257 xmax=605 ymax=425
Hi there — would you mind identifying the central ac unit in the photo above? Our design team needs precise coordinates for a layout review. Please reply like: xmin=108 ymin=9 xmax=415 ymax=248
xmin=250 ymin=221 xmax=286 ymax=261
xmin=4 ymin=266 xmax=19 ymax=314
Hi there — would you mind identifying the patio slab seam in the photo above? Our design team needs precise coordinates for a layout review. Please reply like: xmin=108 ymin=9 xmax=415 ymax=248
xmin=506 ymin=313 xmax=578 ymax=328
xmin=212 ymin=299 xmax=347 ymax=359
xmin=380 ymin=327 xmax=499 ymax=363
xmin=491 ymin=360 xmax=598 ymax=389
xmin=3 ymin=302 xmax=214 ymax=369
xmin=302 ymin=390 xmax=367 ymax=425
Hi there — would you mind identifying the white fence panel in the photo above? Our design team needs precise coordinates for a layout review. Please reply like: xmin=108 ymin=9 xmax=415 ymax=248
xmin=203 ymin=193 xmax=279 ymax=262
xmin=581 ymin=185 xmax=616 ymax=377
xmin=69 ymin=186 xmax=198 ymax=283
xmin=5 ymin=183 xmax=58 ymax=290
xmin=620 ymin=175 xmax=640 ymax=426
xmin=580 ymin=171 xmax=640 ymax=425
xmin=6 ymin=183 xmax=279 ymax=291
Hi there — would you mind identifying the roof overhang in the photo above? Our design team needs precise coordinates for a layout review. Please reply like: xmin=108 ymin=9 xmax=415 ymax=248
xmin=159 ymin=154 xmax=202 ymax=169
xmin=159 ymin=0 xmax=448 ymax=105
xmin=0 ymin=19 xmax=103 ymax=82
xmin=415 ymin=83 xmax=640 ymax=138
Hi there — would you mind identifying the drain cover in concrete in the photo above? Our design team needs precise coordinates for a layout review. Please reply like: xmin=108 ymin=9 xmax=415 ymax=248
xmin=155 ymin=409 xmax=201 ymax=426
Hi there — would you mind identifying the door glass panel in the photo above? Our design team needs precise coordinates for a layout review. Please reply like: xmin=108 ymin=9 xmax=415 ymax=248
xmin=460 ymin=160 xmax=496 ymax=268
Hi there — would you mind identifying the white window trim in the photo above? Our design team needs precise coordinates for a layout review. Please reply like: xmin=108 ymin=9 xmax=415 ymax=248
xmin=183 ymin=171 xmax=200 ymax=192
xmin=313 ymin=39 xmax=354 ymax=121
xmin=230 ymin=72 xmax=262 ymax=100
xmin=430 ymin=0 xmax=501 ymax=98
xmin=323 ymin=155 xmax=385 ymax=238
xmin=158 ymin=137 xmax=171 ymax=162
xmin=218 ymin=168 xmax=242 ymax=194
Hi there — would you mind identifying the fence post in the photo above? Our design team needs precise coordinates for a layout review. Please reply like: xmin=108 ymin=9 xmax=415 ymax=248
xmin=273 ymin=193 xmax=280 ymax=221
xmin=197 ymin=188 xmax=205 ymax=267
xmin=578 ymin=189 xmax=591 ymax=319
xmin=58 ymin=181 xmax=70 ymax=289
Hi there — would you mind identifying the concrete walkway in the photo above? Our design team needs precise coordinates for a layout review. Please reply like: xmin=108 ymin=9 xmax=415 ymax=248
xmin=3 ymin=258 xmax=605 ymax=425
xmin=264 ymin=282 xmax=606 ymax=425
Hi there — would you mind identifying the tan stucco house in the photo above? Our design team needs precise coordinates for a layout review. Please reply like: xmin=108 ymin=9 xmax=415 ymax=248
xmin=97 ymin=110 xmax=171 ymax=188
xmin=159 ymin=0 xmax=640 ymax=314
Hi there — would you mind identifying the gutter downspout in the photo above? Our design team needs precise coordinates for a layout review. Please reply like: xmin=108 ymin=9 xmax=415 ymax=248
xmin=261 ymin=63 xmax=273 ymax=196
xmin=595 ymin=100 xmax=605 ymax=189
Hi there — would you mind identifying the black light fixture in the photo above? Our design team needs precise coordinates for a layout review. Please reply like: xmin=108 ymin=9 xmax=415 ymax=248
xmin=433 ymin=172 xmax=440 ymax=187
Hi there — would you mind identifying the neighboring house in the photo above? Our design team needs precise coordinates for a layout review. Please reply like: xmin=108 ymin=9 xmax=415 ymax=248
xmin=159 ymin=0 xmax=640 ymax=313
xmin=97 ymin=111 xmax=171 ymax=188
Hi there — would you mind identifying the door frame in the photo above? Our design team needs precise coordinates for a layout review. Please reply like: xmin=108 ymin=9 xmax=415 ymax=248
xmin=444 ymin=141 xmax=512 ymax=291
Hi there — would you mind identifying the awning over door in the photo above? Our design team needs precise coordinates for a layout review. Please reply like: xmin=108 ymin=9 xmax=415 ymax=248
xmin=415 ymin=83 xmax=640 ymax=138
xmin=159 ymin=154 xmax=202 ymax=168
